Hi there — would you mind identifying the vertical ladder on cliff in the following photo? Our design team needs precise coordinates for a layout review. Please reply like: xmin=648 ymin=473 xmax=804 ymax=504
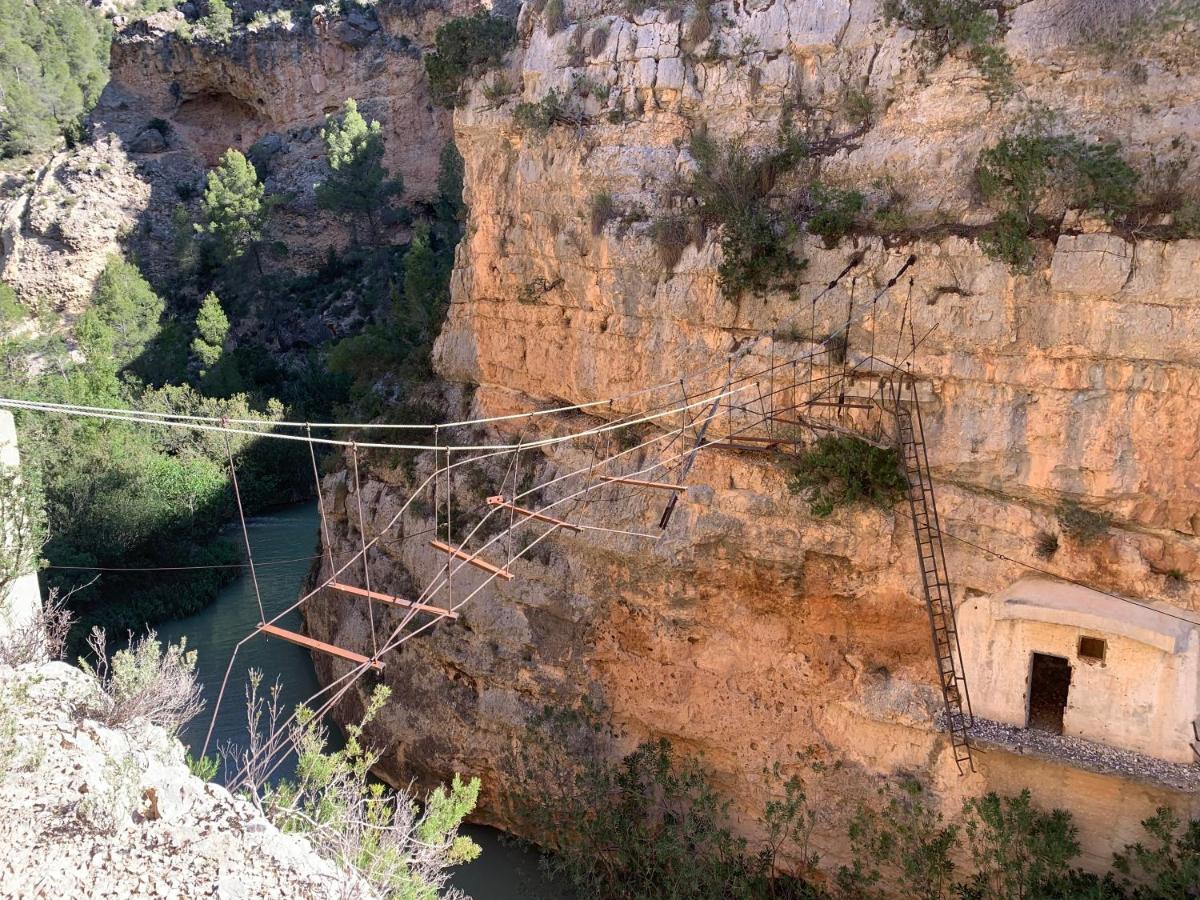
xmin=892 ymin=377 xmax=975 ymax=774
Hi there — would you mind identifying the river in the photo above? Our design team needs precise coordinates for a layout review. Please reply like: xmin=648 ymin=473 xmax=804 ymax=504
xmin=156 ymin=502 xmax=568 ymax=899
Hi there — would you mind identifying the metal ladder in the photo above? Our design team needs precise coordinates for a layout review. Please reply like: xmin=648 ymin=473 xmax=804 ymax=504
xmin=891 ymin=376 xmax=976 ymax=773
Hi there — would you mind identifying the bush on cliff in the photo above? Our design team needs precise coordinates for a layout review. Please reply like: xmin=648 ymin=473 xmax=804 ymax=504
xmin=975 ymin=127 xmax=1138 ymax=270
xmin=787 ymin=435 xmax=909 ymax=518
xmin=425 ymin=12 xmax=518 ymax=108
xmin=250 ymin=677 xmax=482 ymax=897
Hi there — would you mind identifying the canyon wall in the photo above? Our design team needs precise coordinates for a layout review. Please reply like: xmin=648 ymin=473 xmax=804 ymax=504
xmin=0 ymin=0 xmax=478 ymax=312
xmin=305 ymin=0 xmax=1200 ymax=877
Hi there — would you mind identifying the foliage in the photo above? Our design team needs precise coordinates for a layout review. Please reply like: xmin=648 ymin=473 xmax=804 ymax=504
xmin=542 ymin=0 xmax=566 ymax=34
xmin=516 ymin=709 xmax=759 ymax=899
xmin=836 ymin=777 xmax=959 ymax=899
xmin=806 ymin=184 xmax=865 ymax=246
xmin=685 ymin=130 xmax=808 ymax=297
xmin=976 ymin=130 xmax=1138 ymax=270
xmin=649 ymin=215 xmax=696 ymax=270
xmin=959 ymin=790 xmax=1083 ymax=900
xmin=881 ymin=0 xmax=1012 ymax=100
xmin=512 ymin=90 xmax=575 ymax=137
xmin=191 ymin=292 xmax=229 ymax=370
xmin=0 ymin=588 xmax=74 ymax=666
xmin=1055 ymin=500 xmax=1112 ymax=545
xmin=425 ymin=12 xmax=517 ymax=108
xmin=1111 ymin=806 xmax=1200 ymax=899
xmin=200 ymin=0 xmax=234 ymax=43
xmin=186 ymin=751 xmax=219 ymax=781
xmin=247 ymin=677 xmax=481 ymax=897
xmin=0 ymin=0 xmax=111 ymax=157
xmin=317 ymin=99 xmax=404 ymax=243
xmin=78 ymin=628 xmax=204 ymax=733
xmin=788 ymin=435 xmax=909 ymax=518
xmin=77 ymin=256 xmax=166 ymax=372
xmin=434 ymin=141 xmax=466 ymax=225
xmin=198 ymin=149 xmax=274 ymax=270
xmin=0 ymin=463 xmax=46 ymax=604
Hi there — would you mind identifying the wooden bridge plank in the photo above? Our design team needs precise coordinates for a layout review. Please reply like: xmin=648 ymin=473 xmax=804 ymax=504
xmin=429 ymin=539 xmax=514 ymax=580
xmin=486 ymin=496 xmax=582 ymax=532
xmin=258 ymin=623 xmax=382 ymax=669
xmin=329 ymin=582 xmax=458 ymax=619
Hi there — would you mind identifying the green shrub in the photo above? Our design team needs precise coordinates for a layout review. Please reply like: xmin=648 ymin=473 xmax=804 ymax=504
xmin=882 ymin=0 xmax=1012 ymax=100
xmin=186 ymin=752 xmax=219 ymax=781
xmin=807 ymin=184 xmax=865 ymax=246
xmin=78 ymin=629 xmax=204 ymax=733
xmin=512 ymin=89 xmax=575 ymax=136
xmin=836 ymin=777 xmax=959 ymax=900
xmin=1111 ymin=805 xmax=1200 ymax=897
xmin=976 ymin=130 xmax=1138 ymax=270
xmin=513 ymin=707 xmax=817 ymax=900
xmin=255 ymin=680 xmax=481 ymax=896
xmin=201 ymin=0 xmax=233 ymax=43
xmin=960 ymin=790 xmax=1083 ymax=899
xmin=685 ymin=131 xmax=808 ymax=296
xmin=543 ymin=0 xmax=565 ymax=34
xmin=425 ymin=12 xmax=517 ymax=108
xmin=788 ymin=435 xmax=908 ymax=517
xmin=1055 ymin=500 xmax=1111 ymax=545
xmin=316 ymin=99 xmax=404 ymax=244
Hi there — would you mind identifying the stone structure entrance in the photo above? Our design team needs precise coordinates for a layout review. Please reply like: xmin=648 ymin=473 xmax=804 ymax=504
xmin=958 ymin=577 xmax=1200 ymax=763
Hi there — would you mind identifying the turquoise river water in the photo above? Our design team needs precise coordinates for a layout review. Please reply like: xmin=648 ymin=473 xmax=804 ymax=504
xmin=155 ymin=501 xmax=567 ymax=899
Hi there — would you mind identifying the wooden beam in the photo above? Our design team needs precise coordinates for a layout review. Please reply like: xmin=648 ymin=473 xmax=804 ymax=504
xmin=329 ymin=582 xmax=459 ymax=620
xmin=429 ymin=539 xmax=514 ymax=580
xmin=598 ymin=475 xmax=687 ymax=492
xmin=486 ymin=496 xmax=582 ymax=532
xmin=709 ymin=435 xmax=781 ymax=444
xmin=258 ymin=623 xmax=382 ymax=669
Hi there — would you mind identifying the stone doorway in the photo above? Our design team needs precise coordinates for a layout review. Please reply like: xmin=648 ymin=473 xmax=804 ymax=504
xmin=1028 ymin=652 xmax=1071 ymax=734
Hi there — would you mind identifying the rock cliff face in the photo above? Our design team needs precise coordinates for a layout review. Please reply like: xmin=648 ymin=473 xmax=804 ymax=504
xmin=307 ymin=0 xmax=1200 ymax=874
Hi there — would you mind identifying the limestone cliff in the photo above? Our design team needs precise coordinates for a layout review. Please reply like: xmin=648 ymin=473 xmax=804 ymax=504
xmin=305 ymin=0 xmax=1200 ymax=875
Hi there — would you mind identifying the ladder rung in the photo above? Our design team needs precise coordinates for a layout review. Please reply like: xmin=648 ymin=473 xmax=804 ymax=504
xmin=486 ymin=496 xmax=582 ymax=532
xmin=430 ymin=540 xmax=514 ymax=580
xmin=329 ymin=582 xmax=459 ymax=619
xmin=258 ymin=623 xmax=382 ymax=669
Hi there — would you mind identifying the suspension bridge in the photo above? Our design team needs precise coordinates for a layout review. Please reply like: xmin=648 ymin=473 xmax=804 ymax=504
xmin=0 ymin=250 xmax=983 ymax=786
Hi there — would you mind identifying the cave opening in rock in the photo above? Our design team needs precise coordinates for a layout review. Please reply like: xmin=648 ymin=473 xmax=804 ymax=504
xmin=1027 ymin=652 xmax=1071 ymax=735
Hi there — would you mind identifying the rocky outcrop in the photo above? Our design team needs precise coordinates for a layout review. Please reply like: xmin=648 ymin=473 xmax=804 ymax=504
xmin=0 ymin=661 xmax=358 ymax=898
xmin=308 ymin=0 xmax=1200 ymax=875
xmin=0 ymin=0 xmax=481 ymax=311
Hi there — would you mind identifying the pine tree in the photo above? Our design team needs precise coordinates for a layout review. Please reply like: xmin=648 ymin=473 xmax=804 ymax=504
xmin=202 ymin=0 xmax=233 ymax=43
xmin=316 ymin=99 xmax=403 ymax=244
xmin=198 ymin=149 xmax=269 ymax=271
xmin=191 ymin=292 xmax=228 ymax=370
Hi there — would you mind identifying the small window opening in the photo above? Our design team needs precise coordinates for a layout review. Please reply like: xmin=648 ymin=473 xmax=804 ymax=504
xmin=1028 ymin=652 xmax=1071 ymax=735
xmin=1078 ymin=636 xmax=1106 ymax=662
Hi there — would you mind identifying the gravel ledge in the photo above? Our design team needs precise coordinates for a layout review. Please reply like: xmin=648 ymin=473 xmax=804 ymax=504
xmin=958 ymin=715 xmax=1200 ymax=793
